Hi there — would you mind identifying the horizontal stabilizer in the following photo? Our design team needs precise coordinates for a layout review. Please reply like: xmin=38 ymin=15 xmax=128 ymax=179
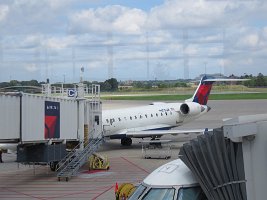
xmin=203 ymin=78 xmax=250 ymax=82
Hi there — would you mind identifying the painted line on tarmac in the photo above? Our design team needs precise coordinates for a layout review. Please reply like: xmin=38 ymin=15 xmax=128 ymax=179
xmin=2 ymin=187 xmax=47 ymax=200
xmin=39 ymin=185 xmax=112 ymax=199
xmin=121 ymin=157 xmax=149 ymax=174
xmin=91 ymin=185 xmax=114 ymax=200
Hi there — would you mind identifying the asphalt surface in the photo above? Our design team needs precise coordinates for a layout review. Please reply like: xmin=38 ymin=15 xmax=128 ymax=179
xmin=0 ymin=99 xmax=267 ymax=200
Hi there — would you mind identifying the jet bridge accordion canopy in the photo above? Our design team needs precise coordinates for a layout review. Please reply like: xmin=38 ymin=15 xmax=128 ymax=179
xmin=179 ymin=128 xmax=246 ymax=200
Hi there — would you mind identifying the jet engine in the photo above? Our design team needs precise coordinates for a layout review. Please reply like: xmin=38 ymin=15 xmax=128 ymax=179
xmin=180 ymin=102 xmax=202 ymax=116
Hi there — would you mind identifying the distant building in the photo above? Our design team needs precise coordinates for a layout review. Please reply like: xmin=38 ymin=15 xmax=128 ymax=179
xmin=118 ymin=85 xmax=133 ymax=90
xmin=120 ymin=80 xmax=134 ymax=85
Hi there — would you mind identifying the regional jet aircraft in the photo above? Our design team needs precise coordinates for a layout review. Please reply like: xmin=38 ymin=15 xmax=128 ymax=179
xmin=102 ymin=76 xmax=247 ymax=146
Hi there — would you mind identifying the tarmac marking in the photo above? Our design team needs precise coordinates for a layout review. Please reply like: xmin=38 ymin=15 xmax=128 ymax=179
xmin=120 ymin=157 xmax=149 ymax=174
xmin=38 ymin=185 xmax=113 ymax=200
xmin=2 ymin=187 xmax=47 ymax=200
xmin=0 ymin=156 xmax=150 ymax=199
xmin=91 ymin=185 xmax=114 ymax=200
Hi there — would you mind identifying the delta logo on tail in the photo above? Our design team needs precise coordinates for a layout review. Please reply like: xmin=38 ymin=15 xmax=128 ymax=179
xmin=192 ymin=76 xmax=214 ymax=105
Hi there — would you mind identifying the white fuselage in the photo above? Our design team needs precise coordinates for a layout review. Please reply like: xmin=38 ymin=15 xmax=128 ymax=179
xmin=102 ymin=102 xmax=208 ymax=137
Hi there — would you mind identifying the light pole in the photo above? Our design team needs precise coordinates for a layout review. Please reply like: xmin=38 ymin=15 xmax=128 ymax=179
xmin=204 ymin=62 xmax=207 ymax=75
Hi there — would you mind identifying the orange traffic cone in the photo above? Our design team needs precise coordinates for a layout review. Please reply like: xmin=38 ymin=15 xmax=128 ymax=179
xmin=115 ymin=182 xmax=119 ymax=200
xmin=115 ymin=182 xmax=119 ymax=193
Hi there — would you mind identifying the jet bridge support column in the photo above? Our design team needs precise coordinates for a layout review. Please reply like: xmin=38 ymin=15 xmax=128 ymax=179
xmin=77 ymin=83 xmax=85 ymax=149
xmin=223 ymin=114 xmax=267 ymax=200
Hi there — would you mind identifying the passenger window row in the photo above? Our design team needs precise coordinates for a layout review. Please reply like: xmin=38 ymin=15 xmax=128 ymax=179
xmin=105 ymin=111 xmax=173 ymax=124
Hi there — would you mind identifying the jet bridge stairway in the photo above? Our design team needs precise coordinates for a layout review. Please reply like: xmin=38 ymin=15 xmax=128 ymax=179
xmin=56 ymin=136 xmax=104 ymax=181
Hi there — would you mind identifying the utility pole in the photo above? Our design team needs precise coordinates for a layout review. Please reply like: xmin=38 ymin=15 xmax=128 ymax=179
xmin=146 ymin=32 xmax=150 ymax=80
xmin=72 ymin=47 xmax=76 ymax=83
xmin=222 ymin=28 xmax=225 ymax=76
xmin=183 ymin=29 xmax=189 ymax=79
xmin=0 ymin=37 xmax=2 ymax=82
xmin=107 ymin=32 xmax=114 ymax=79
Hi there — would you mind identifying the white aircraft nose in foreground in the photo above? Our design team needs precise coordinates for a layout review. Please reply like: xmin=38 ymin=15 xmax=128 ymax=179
xmin=102 ymin=76 xmax=248 ymax=146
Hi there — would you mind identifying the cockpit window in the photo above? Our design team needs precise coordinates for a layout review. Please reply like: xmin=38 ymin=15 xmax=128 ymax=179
xmin=177 ymin=187 xmax=207 ymax=200
xmin=142 ymin=188 xmax=175 ymax=200
xmin=128 ymin=184 xmax=147 ymax=200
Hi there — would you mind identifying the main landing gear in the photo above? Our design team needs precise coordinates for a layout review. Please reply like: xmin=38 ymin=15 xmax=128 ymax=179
xmin=121 ymin=138 xmax=132 ymax=146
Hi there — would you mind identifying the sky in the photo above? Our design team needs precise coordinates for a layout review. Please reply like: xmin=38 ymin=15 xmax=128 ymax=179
xmin=0 ymin=0 xmax=267 ymax=83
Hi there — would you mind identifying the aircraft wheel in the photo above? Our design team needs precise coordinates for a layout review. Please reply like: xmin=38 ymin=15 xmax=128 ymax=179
xmin=121 ymin=138 xmax=126 ymax=146
xmin=121 ymin=138 xmax=132 ymax=146
xmin=126 ymin=138 xmax=132 ymax=146
xmin=50 ymin=161 xmax=59 ymax=171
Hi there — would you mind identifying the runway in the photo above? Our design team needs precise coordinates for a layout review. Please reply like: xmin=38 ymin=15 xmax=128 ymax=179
xmin=0 ymin=99 xmax=266 ymax=200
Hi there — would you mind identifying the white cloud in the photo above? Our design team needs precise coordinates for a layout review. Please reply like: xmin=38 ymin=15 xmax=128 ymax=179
xmin=0 ymin=0 xmax=69 ymax=35
xmin=245 ymin=58 xmax=253 ymax=65
xmin=209 ymin=46 xmax=223 ymax=55
xmin=113 ymin=8 xmax=147 ymax=33
xmin=185 ymin=45 xmax=198 ymax=56
xmin=0 ymin=5 xmax=9 ymax=22
xmin=146 ymin=0 xmax=261 ymax=29
xmin=25 ymin=64 xmax=38 ymax=72
xmin=12 ymin=0 xmax=69 ymax=10
xmin=245 ymin=34 xmax=259 ymax=47
xmin=42 ymin=36 xmax=76 ymax=49
xmin=231 ymin=27 xmax=267 ymax=52
xmin=69 ymin=5 xmax=147 ymax=34
xmin=69 ymin=9 xmax=110 ymax=33
xmin=21 ymin=35 xmax=42 ymax=48
xmin=1 ymin=0 xmax=267 ymax=81
xmin=46 ymin=0 xmax=71 ymax=9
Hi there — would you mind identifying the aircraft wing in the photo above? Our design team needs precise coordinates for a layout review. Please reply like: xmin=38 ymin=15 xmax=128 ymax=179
xmin=125 ymin=129 xmax=211 ymax=138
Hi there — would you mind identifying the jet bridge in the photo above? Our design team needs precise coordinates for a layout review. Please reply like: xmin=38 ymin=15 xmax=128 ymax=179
xmin=0 ymin=83 xmax=103 ymax=172
xmin=179 ymin=114 xmax=267 ymax=200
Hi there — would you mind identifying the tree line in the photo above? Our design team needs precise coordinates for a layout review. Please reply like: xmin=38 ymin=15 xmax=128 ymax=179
xmin=0 ymin=78 xmax=119 ymax=93
xmin=0 ymin=74 xmax=266 ymax=93
xmin=240 ymin=73 xmax=267 ymax=87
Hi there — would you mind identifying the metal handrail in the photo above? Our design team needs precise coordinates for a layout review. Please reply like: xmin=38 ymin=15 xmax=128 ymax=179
xmin=56 ymin=140 xmax=83 ymax=172
xmin=57 ymin=140 xmax=98 ymax=177
xmin=57 ymin=132 xmax=103 ymax=178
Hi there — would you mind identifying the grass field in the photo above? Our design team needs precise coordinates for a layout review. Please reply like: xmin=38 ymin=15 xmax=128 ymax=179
xmin=101 ymin=92 xmax=267 ymax=101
